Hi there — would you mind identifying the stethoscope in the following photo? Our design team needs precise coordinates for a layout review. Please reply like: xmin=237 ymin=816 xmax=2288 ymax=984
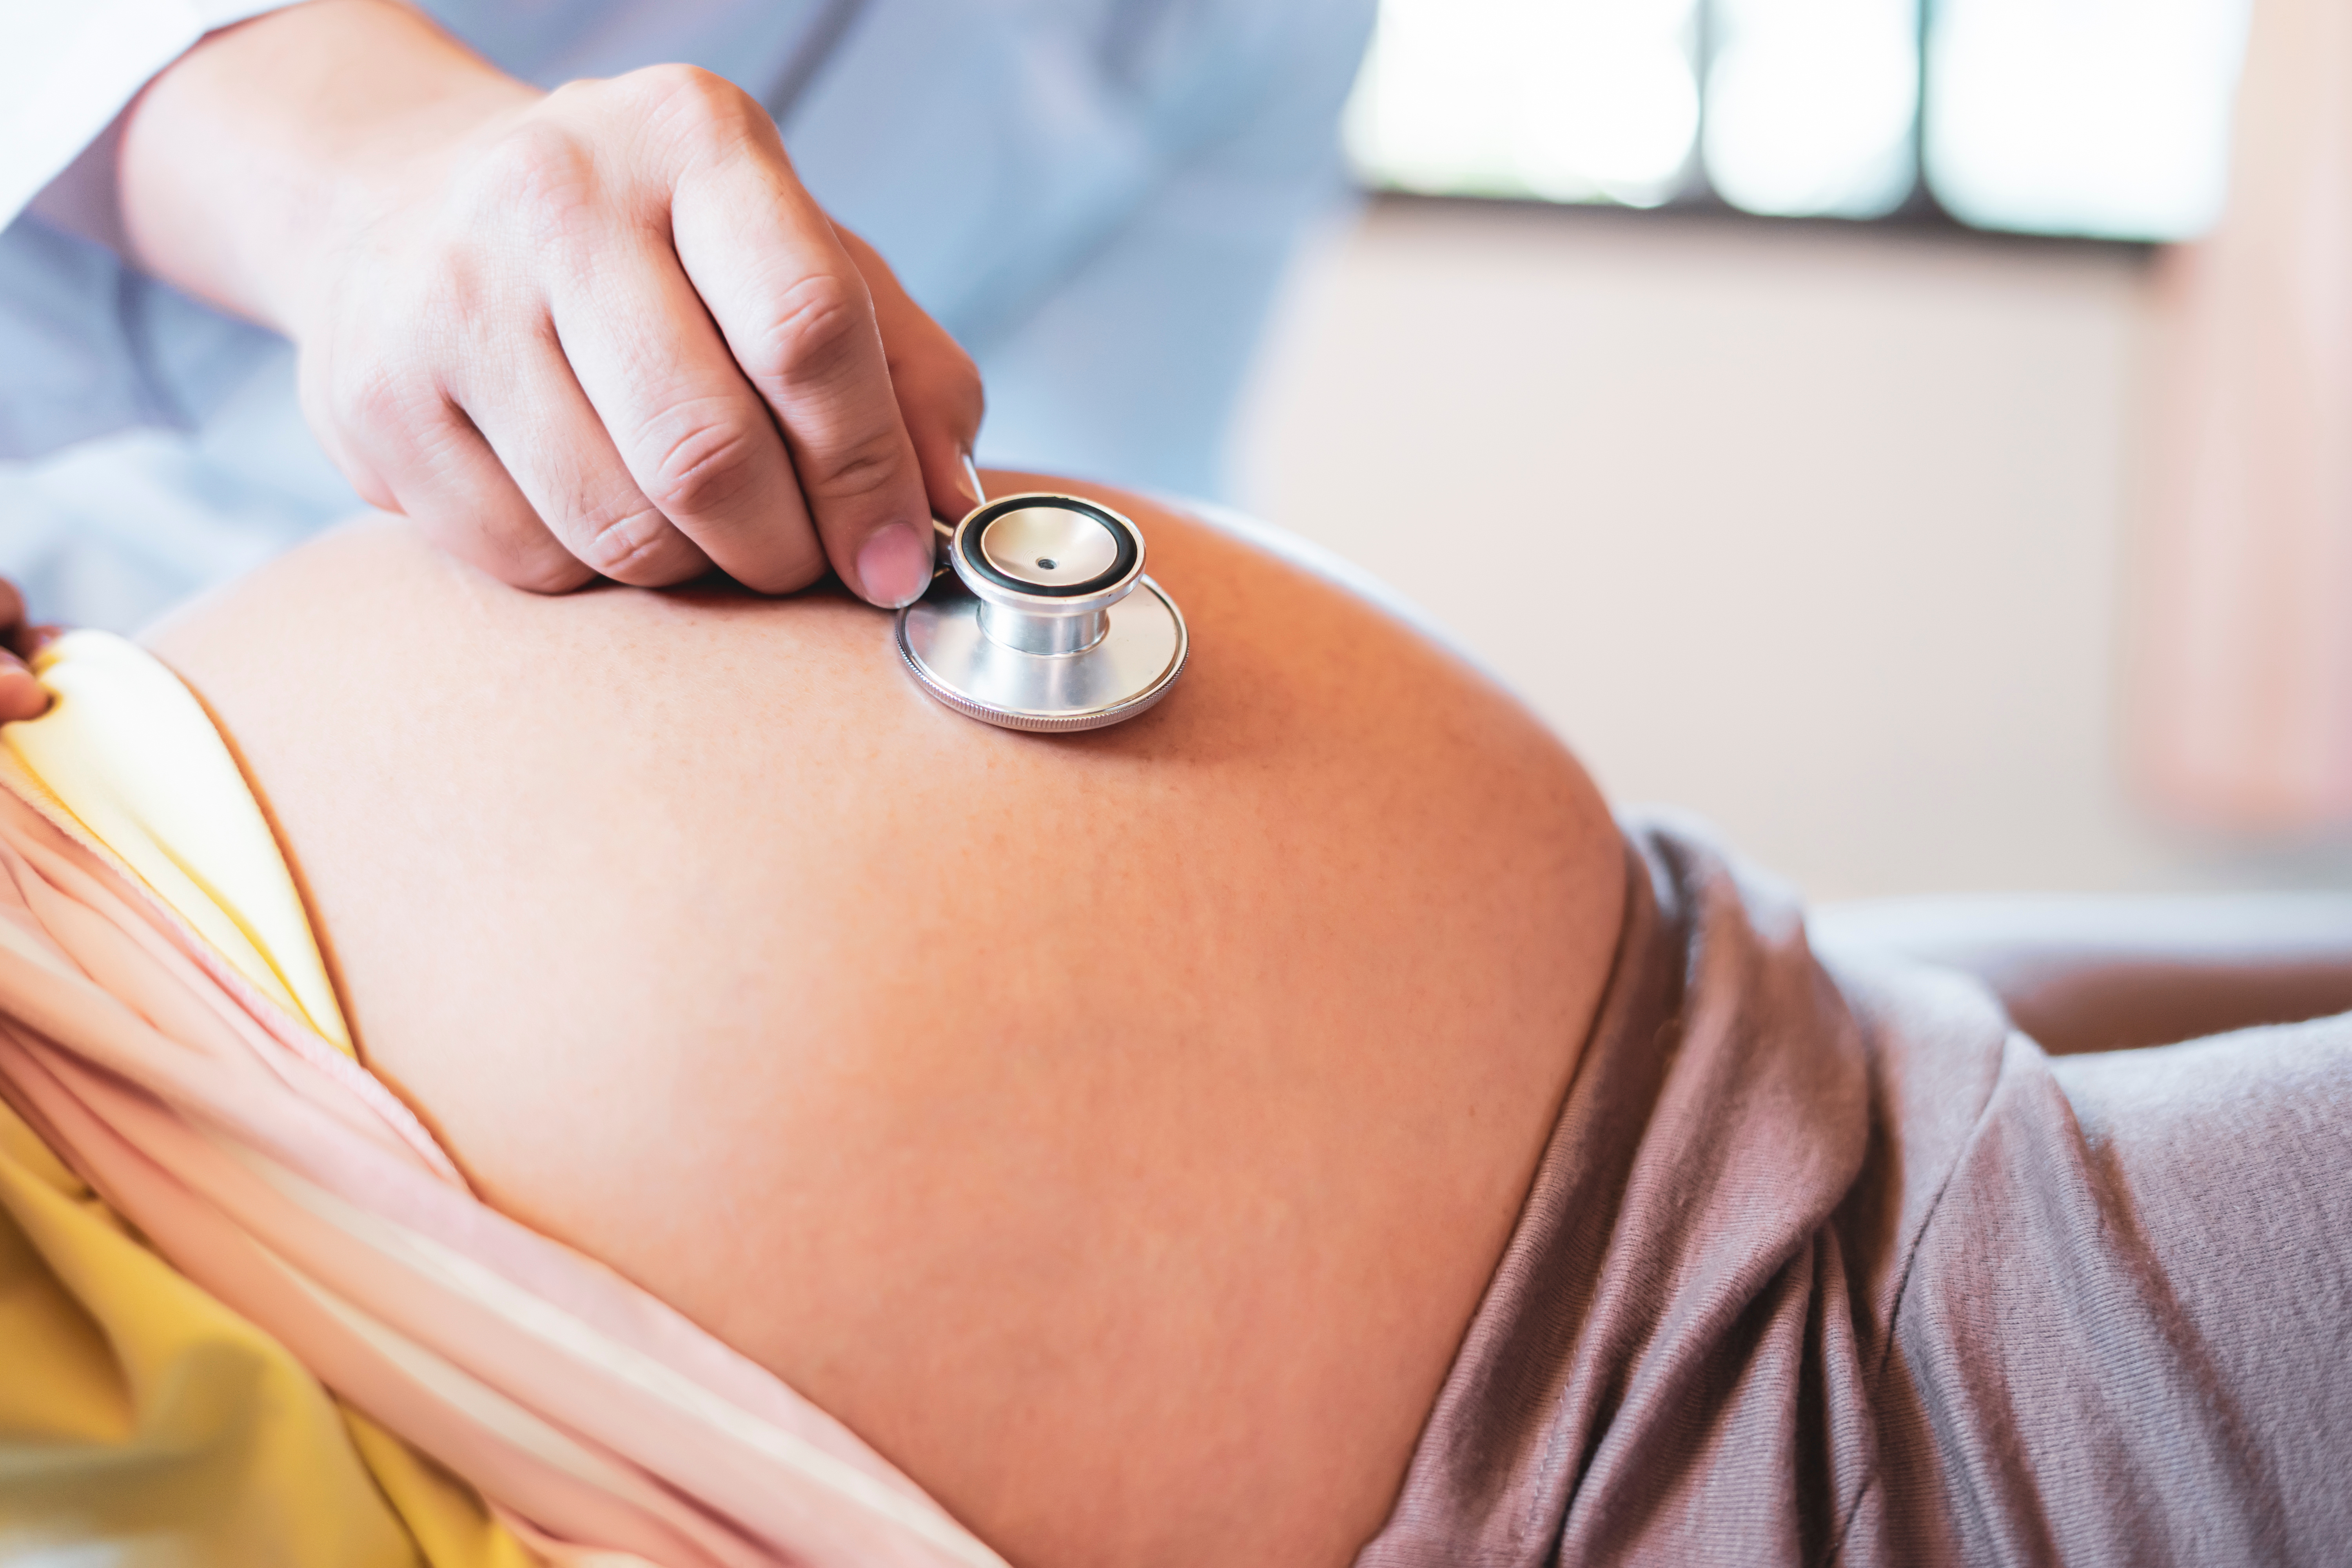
xmin=897 ymin=477 xmax=1187 ymax=732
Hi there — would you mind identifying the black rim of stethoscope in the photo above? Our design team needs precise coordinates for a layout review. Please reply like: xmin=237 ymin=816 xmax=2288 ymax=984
xmin=951 ymin=495 xmax=1140 ymax=600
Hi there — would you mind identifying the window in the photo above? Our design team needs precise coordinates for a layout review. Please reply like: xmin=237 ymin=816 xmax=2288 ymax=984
xmin=1344 ymin=0 xmax=2252 ymax=240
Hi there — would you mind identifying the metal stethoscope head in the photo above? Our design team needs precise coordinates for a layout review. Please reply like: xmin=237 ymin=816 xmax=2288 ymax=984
xmin=896 ymin=483 xmax=1188 ymax=732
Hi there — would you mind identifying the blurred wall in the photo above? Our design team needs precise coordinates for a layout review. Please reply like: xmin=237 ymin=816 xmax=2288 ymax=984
xmin=1233 ymin=196 xmax=2329 ymax=900
xmin=2135 ymin=0 xmax=2352 ymax=833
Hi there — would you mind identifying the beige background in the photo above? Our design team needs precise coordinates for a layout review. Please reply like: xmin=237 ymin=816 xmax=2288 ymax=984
xmin=1232 ymin=197 xmax=2350 ymax=901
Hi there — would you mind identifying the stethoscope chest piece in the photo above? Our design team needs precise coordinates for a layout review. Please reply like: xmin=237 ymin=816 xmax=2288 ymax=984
xmin=897 ymin=493 xmax=1187 ymax=732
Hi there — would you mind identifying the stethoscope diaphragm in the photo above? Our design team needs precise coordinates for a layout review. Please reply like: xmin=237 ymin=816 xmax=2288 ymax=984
xmin=896 ymin=492 xmax=1187 ymax=732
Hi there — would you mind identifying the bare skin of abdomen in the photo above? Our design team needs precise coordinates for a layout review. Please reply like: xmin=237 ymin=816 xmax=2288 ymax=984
xmin=144 ymin=477 xmax=1625 ymax=1568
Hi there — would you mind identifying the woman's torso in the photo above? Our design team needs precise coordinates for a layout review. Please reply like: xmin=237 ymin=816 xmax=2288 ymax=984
xmin=143 ymin=486 xmax=1625 ymax=1567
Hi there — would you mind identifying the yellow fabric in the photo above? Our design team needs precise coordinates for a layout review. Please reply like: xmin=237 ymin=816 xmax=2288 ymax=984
xmin=343 ymin=1411 xmax=544 ymax=1568
xmin=2 ymin=628 xmax=351 ymax=1052
xmin=0 ymin=631 xmax=530 ymax=1566
xmin=0 ymin=1099 xmax=422 ymax=1566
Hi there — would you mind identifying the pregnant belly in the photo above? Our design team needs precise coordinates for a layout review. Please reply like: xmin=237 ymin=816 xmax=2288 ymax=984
xmin=145 ymin=484 xmax=1625 ymax=1568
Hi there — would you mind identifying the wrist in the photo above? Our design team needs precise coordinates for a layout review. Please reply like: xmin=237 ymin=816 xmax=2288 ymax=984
xmin=117 ymin=0 xmax=535 ymax=336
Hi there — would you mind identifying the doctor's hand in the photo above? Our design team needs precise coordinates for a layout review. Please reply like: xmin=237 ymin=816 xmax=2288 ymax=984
xmin=113 ymin=0 xmax=981 ymax=605
xmin=0 ymin=580 xmax=55 ymax=724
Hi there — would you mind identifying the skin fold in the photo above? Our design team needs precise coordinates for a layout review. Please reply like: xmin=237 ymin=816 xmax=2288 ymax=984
xmin=143 ymin=477 xmax=1627 ymax=1568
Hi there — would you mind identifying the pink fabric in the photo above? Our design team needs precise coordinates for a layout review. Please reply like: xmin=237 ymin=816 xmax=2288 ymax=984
xmin=0 ymin=778 xmax=1004 ymax=1568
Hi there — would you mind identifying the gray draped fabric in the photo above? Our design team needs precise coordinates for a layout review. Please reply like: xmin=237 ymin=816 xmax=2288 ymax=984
xmin=1357 ymin=814 xmax=2352 ymax=1566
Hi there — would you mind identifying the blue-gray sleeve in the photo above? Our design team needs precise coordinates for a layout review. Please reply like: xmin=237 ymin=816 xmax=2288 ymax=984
xmin=0 ymin=214 xmax=279 ymax=462
xmin=0 ymin=0 xmax=316 ymax=461
xmin=974 ymin=0 xmax=1374 ymax=501
xmin=792 ymin=0 xmax=1377 ymax=502
xmin=973 ymin=0 xmax=1377 ymax=499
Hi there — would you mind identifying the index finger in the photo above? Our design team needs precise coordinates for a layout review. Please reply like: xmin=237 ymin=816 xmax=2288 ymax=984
xmin=0 ymin=652 xmax=44 ymax=724
xmin=653 ymin=75 xmax=935 ymax=608
xmin=0 ymin=581 xmax=49 ymax=722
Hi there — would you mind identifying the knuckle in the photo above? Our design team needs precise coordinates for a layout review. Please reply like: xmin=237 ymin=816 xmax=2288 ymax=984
xmin=626 ymin=63 xmax=761 ymax=155
xmin=325 ymin=358 xmax=427 ymax=449
xmin=508 ymin=552 xmax=599 ymax=595
xmin=465 ymin=120 xmax=600 ymax=238
xmin=895 ymin=328 xmax=983 ymax=417
xmin=578 ymin=504 xmax=698 ymax=584
xmin=634 ymin=61 xmax=731 ymax=105
xmin=323 ymin=361 xmax=390 ymax=436
xmin=734 ymin=544 xmax=827 ymax=597
xmin=927 ymin=346 xmax=985 ymax=431
xmin=642 ymin=410 xmax=769 ymax=521
xmin=801 ymin=426 xmax=909 ymax=505
xmin=417 ymin=512 xmax=592 ymax=595
xmin=421 ymin=256 xmax=495 ymax=339
xmin=949 ymin=343 xmax=983 ymax=408
xmin=755 ymin=271 xmax=870 ymax=386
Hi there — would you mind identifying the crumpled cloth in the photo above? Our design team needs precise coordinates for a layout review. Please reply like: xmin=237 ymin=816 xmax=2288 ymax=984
xmin=1356 ymin=816 xmax=2352 ymax=1567
xmin=0 ymin=629 xmax=1001 ymax=1568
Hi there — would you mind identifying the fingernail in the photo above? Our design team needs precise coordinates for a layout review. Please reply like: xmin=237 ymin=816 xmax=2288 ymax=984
xmin=857 ymin=522 xmax=933 ymax=608
xmin=960 ymin=451 xmax=985 ymax=508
